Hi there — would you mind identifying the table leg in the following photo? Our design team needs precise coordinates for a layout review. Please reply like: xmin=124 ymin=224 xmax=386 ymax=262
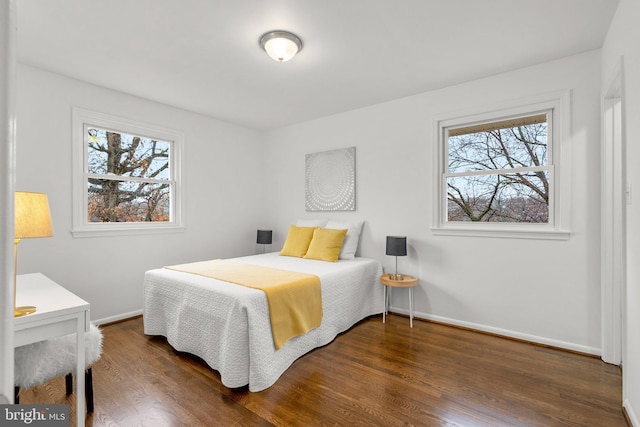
xmin=383 ymin=285 xmax=387 ymax=323
xmin=76 ymin=316 xmax=85 ymax=427
xmin=409 ymin=287 xmax=414 ymax=328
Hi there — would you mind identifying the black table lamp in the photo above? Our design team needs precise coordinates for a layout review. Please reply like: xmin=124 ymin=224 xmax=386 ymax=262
xmin=386 ymin=236 xmax=407 ymax=280
xmin=257 ymin=229 xmax=273 ymax=253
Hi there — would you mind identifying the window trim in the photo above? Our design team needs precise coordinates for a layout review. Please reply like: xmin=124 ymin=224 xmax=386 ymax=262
xmin=72 ymin=108 xmax=185 ymax=238
xmin=431 ymin=91 xmax=571 ymax=240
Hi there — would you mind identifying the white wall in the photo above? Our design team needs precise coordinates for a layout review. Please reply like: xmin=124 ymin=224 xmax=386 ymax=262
xmin=15 ymin=64 xmax=265 ymax=322
xmin=602 ymin=0 xmax=640 ymax=423
xmin=263 ymin=50 xmax=602 ymax=354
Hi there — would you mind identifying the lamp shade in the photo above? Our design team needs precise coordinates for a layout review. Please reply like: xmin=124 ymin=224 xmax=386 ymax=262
xmin=257 ymin=229 xmax=273 ymax=245
xmin=15 ymin=192 xmax=53 ymax=239
xmin=386 ymin=236 xmax=407 ymax=257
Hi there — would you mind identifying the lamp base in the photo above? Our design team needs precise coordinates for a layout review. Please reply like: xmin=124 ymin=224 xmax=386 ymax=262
xmin=14 ymin=305 xmax=36 ymax=317
xmin=389 ymin=274 xmax=404 ymax=280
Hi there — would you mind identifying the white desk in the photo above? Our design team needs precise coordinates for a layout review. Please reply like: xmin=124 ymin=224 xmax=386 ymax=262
xmin=14 ymin=273 xmax=90 ymax=427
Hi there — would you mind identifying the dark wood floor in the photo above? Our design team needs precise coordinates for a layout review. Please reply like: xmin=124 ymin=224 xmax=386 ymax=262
xmin=18 ymin=315 xmax=626 ymax=426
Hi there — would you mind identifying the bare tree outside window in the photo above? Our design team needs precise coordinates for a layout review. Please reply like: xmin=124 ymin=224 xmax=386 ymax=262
xmin=446 ymin=114 xmax=550 ymax=223
xmin=86 ymin=128 xmax=171 ymax=223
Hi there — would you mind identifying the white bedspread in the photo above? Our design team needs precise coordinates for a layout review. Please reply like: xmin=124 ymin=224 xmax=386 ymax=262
xmin=143 ymin=252 xmax=384 ymax=391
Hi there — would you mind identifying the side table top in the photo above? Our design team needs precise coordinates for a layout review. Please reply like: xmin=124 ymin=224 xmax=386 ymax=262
xmin=380 ymin=273 xmax=418 ymax=288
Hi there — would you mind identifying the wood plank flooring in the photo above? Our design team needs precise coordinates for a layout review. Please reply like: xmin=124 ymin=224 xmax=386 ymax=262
xmin=18 ymin=315 xmax=626 ymax=426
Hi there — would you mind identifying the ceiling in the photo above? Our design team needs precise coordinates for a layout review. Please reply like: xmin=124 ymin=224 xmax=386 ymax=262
xmin=16 ymin=0 xmax=619 ymax=131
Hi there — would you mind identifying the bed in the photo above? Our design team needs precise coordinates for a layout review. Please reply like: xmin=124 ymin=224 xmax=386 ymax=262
xmin=143 ymin=251 xmax=384 ymax=391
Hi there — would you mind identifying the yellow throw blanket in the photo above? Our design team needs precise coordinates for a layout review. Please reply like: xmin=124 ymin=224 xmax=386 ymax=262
xmin=165 ymin=259 xmax=322 ymax=350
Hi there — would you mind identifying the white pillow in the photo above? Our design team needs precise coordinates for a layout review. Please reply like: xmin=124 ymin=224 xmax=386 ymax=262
xmin=325 ymin=220 xmax=363 ymax=260
xmin=296 ymin=219 xmax=327 ymax=227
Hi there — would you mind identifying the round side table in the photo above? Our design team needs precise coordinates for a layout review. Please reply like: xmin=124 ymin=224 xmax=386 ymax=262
xmin=380 ymin=274 xmax=418 ymax=328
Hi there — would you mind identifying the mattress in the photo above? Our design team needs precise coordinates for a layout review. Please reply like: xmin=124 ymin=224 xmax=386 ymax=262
xmin=143 ymin=252 xmax=384 ymax=391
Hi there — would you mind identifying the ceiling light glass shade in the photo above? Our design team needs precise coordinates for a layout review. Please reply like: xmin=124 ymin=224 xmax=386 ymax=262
xmin=260 ymin=31 xmax=303 ymax=62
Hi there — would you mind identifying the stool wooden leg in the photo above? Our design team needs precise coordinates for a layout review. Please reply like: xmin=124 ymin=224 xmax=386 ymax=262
xmin=65 ymin=373 xmax=73 ymax=395
xmin=14 ymin=371 xmax=95 ymax=411
xmin=64 ymin=369 xmax=94 ymax=413
xmin=85 ymin=368 xmax=94 ymax=413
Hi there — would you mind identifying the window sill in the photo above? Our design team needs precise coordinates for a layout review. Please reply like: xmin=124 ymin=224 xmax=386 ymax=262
xmin=72 ymin=224 xmax=186 ymax=238
xmin=431 ymin=226 xmax=571 ymax=241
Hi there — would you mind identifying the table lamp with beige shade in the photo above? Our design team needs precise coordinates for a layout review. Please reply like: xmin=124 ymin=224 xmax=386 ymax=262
xmin=14 ymin=191 xmax=53 ymax=317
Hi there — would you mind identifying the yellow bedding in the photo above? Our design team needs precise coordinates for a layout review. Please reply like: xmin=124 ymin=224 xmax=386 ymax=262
xmin=165 ymin=259 xmax=322 ymax=349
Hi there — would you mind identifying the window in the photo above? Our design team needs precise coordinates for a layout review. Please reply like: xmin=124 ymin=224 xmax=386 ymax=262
xmin=432 ymin=92 xmax=571 ymax=239
xmin=447 ymin=113 xmax=550 ymax=223
xmin=72 ymin=108 xmax=184 ymax=237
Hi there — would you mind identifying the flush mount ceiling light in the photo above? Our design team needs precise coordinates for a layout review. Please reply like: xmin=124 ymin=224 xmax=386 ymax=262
xmin=260 ymin=30 xmax=303 ymax=62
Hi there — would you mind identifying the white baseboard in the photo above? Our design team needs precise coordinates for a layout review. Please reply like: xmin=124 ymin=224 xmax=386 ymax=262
xmin=98 ymin=307 xmax=601 ymax=356
xmin=390 ymin=306 xmax=601 ymax=356
xmin=93 ymin=309 xmax=143 ymax=326
xmin=625 ymin=399 xmax=639 ymax=427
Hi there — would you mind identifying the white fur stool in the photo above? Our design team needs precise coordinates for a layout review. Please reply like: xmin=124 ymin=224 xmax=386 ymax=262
xmin=14 ymin=323 xmax=103 ymax=412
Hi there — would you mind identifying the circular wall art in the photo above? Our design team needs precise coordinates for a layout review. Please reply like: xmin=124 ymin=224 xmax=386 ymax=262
xmin=305 ymin=147 xmax=355 ymax=211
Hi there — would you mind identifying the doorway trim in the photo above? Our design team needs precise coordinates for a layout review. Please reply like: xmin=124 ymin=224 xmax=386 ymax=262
xmin=601 ymin=57 xmax=625 ymax=365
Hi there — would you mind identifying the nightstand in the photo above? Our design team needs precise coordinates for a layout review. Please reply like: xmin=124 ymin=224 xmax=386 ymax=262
xmin=380 ymin=273 xmax=418 ymax=328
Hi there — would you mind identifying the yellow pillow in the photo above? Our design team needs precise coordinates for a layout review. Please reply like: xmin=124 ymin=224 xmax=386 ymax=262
xmin=303 ymin=228 xmax=348 ymax=262
xmin=279 ymin=225 xmax=317 ymax=258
